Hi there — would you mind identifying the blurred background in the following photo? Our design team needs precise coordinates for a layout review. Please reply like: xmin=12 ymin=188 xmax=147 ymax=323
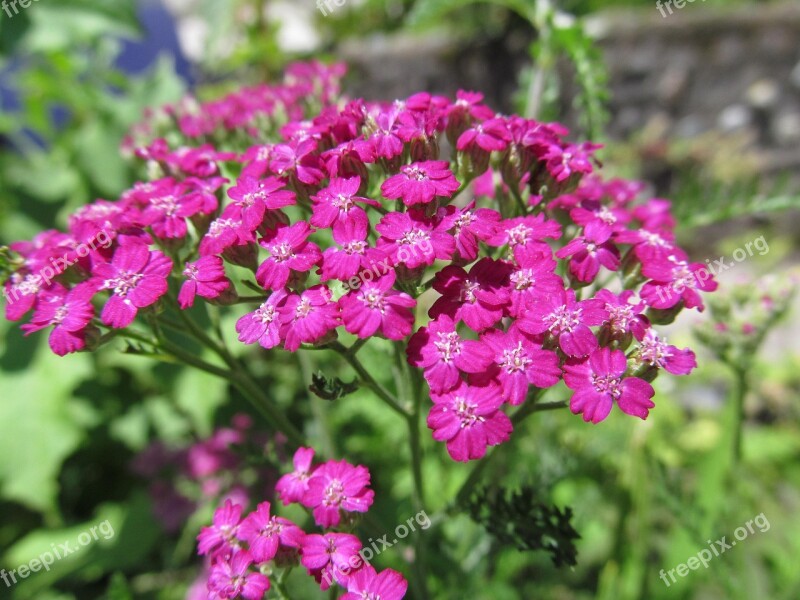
xmin=1 ymin=0 xmax=799 ymax=599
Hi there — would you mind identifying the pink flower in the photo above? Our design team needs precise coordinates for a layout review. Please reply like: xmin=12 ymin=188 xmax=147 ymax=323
xmin=235 ymin=290 xmax=289 ymax=350
xmin=269 ymin=139 xmax=325 ymax=185
xmin=226 ymin=176 xmax=296 ymax=231
xmin=489 ymin=215 xmax=561 ymax=263
xmin=637 ymin=329 xmax=696 ymax=375
xmin=595 ymin=289 xmax=648 ymax=341
xmin=301 ymin=532 xmax=362 ymax=590
xmin=319 ymin=219 xmax=389 ymax=282
xmin=428 ymin=382 xmax=512 ymax=462
xmin=237 ymin=502 xmax=305 ymax=564
xmin=311 ymin=176 xmax=380 ymax=237
xmin=207 ymin=550 xmax=270 ymax=600
xmin=178 ymin=256 xmax=231 ymax=309
xmin=543 ymin=142 xmax=599 ymax=182
xmin=556 ymin=220 xmax=620 ymax=283
xmin=564 ymin=347 xmax=655 ymax=423
xmin=456 ymin=118 xmax=511 ymax=152
xmin=473 ymin=328 xmax=561 ymax=405
xmin=303 ymin=460 xmax=375 ymax=528
xmin=92 ymin=240 xmax=172 ymax=328
xmin=519 ymin=289 xmax=607 ymax=357
xmin=279 ymin=286 xmax=340 ymax=351
xmin=275 ymin=447 xmax=317 ymax=505
xmin=197 ymin=500 xmax=243 ymax=558
xmin=506 ymin=250 xmax=564 ymax=318
xmin=429 ymin=258 xmax=511 ymax=332
xmin=407 ymin=314 xmax=494 ymax=394
xmin=640 ymin=254 xmax=718 ymax=311
xmin=341 ymin=565 xmax=408 ymax=600
xmin=21 ymin=284 xmax=95 ymax=356
xmin=375 ymin=210 xmax=455 ymax=269
xmin=440 ymin=202 xmax=500 ymax=262
xmin=256 ymin=222 xmax=322 ymax=290
xmin=340 ymin=272 xmax=416 ymax=340
xmin=381 ymin=161 xmax=460 ymax=206
xmin=138 ymin=178 xmax=206 ymax=239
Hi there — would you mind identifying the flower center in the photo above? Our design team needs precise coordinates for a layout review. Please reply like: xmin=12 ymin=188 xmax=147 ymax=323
xmin=507 ymin=224 xmax=531 ymax=246
xmin=271 ymin=242 xmax=294 ymax=262
xmin=454 ymin=397 xmax=484 ymax=428
xmin=403 ymin=166 xmax=427 ymax=181
xmin=434 ymin=331 xmax=462 ymax=363
xmin=591 ymin=373 xmax=622 ymax=399
xmin=52 ymin=306 xmax=69 ymax=324
xmin=151 ymin=195 xmax=178 ymax=217
xmin=323 ymin=480 xmax=345 ymax=507
xmin=105 ymin=270 xmax=144 ymax=297
xmin=499 ymin=342 xmax=531 ymax=374
xmin=460 ymin=279 xmax=481 ymax=304
xmin=342 ymin=241 xmax=366 ymax=255
xmin=255 ymin=303 xmax=276 ymax=325
xmin=510 ymin=269 xmax=533 ymax=290
xmin=545 ymin=305 xmax=581 ymax=334
xmin=399 ymin=228 xmax=430 ymax=247
xmin=295 ymin=298 xmax=314 ymax=319
xmin=360 ymin=290 xmax=385 ymax=312
xmin=332 ymin=193 xmax=355 ymax=211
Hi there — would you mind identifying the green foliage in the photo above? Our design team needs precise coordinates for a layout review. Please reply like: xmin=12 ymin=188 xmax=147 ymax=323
xmin=466 ymin=484 xmax=580 ymax=567
xmin=308 ymin=371 xmax=360 ymax=401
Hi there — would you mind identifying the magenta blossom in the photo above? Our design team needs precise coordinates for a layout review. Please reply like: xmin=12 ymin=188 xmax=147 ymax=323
xmin=473 ymin=328 xmax=561 ymax=405
xmin=226 ymin=175 xmax=296 ymax=231
xmin=428 ymin=382 xmax=512 ymax=462
xmin=197 ymin=500 xmax=243 ymax=558
xmin=178 ymin=256 xmax=231 ymax=309
xmin=207 ymin=550 xmax=270 ymax=600
xmin=301 ymin=532 xmax=362 ymax=590
xmin=237 ymin=501 xmax=305 ymax=564
xmin=279 ymin=285 xmax=340 ymax=351
xmin=340 ymin=272 xmax=416 ymax=340
xmin=407 ymin=314 xmax=494 ymax=394
xmin=235 ymin=290 xmax=289 ymax=350
xmin=429 ymin=258 xmax=511 ymax=332
xmin=275 ymin=446 xmax=317 ymax=505
xmin=556 ymin=220 xmax=621 ymax=283
xmin=342 ymin=566 xmax=409 ymax=600
xmin=519 ymin=289 xmax=607 ymax=357
xmin=92 ymin=240 xmax=172 ymax=328
xmin=637 ymin=329 xmax=697 ymax=375
xmin=381 ymin=160 xmax=460 ymax=206
xmin=256 ymin=222 xmax=322 ymax=290
xmin=21 ymin=284 xmax=95 ymax=356
xmin=311 ymin=176 xmax=381 ymax=237
xmin=303 ymin=459 xmax=375 ymax=528
xmin=564 ymin=347 xmax=655 ymax=423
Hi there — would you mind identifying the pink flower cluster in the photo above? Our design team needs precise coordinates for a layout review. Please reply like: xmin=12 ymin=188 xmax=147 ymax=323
xmin=197 ymin=448 xmax=406 ymax=599
xmin=3 ymin=62 xmax=713 ymax=460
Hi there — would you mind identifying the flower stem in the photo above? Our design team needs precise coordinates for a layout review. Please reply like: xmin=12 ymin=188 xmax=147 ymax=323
xmin=328 ymin=341 xmax=410 ymax=417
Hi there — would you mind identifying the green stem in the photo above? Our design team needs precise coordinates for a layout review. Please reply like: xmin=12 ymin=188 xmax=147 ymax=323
xmin=328 ymin=341 xmax=409 ymax=417
xmin=731 ymin=367 xmax=748 ymax=464
xmin=406 ymin=363 xmax=430 ymax=600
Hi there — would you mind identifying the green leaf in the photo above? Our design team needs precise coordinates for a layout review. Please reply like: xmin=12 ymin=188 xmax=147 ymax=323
xmin=0 ymin=324 xmax=93 ymax=515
